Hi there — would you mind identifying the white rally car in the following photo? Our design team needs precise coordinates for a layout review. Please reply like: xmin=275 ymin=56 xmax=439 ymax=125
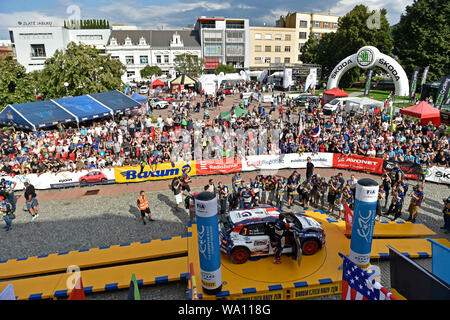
xmin=219 ymin=207 xmax=326 ymax=264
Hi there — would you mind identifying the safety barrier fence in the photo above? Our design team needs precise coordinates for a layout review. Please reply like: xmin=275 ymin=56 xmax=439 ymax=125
xmin=3 ymin=153 xmax=449 ymax=191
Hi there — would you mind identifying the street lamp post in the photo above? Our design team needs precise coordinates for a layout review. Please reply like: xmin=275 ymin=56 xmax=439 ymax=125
xmin=64 ymin=82 xmax=69 ymax=97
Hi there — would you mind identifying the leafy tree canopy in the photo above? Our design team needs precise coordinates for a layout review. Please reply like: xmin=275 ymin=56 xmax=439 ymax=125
xmin=140 ymin=65 xmax=163 ymax=79
xmin=215 ymin=64 xmax=235 ymax=75
xmin=173 ymin=54 xmax=204 ymax=77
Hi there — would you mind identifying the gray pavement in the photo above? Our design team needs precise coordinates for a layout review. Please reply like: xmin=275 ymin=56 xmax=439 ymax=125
xmin=1 ymin=169 xmax=449 ymax=300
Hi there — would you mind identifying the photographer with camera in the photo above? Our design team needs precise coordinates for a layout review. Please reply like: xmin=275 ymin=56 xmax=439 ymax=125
xmin=407 ymin=185 xmax=424 ymax=223
xmin=386 ymin=182 xmax=405 ymax=221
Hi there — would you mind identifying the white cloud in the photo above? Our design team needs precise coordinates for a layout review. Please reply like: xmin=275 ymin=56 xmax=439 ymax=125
xmin=328 ymin=0 xmax=414 ymax=24
xmin=254 ymin=9 xmax=288 ymax=26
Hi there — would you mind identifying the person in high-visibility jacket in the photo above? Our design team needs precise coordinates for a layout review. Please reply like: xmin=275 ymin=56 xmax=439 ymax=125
xmin=137 ymin=191 xmax=154 ymax=225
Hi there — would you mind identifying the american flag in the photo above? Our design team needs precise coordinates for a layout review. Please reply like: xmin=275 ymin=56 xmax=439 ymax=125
xmin=339 ymin=253 xmax=397 ymax=300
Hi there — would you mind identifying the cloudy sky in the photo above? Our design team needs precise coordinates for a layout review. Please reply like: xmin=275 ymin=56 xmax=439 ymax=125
xmin=0 ymin=0 xmax=415 ymax=39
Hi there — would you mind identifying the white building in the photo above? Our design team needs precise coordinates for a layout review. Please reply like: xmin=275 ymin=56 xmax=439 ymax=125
xmin=194 ymin=17 xmax=250 ymax=72
xmin=105 ymin=29 xmax=201 ymax=83
xmin=8 ymin=25 xmax=111 ymax=72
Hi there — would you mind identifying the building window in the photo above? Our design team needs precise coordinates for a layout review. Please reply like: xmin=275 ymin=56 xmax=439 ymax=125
xmin=298 ymin=54 xmax=302 ymax=61
xmin=285 ymin=46 xmax=291 ymax=52
xmin=156 ymin=55 xmax=161 ymax=64
xmin=226 ymin=22 xmax=244 ymax=29
xmin=204 ymin=31 xmax=222 ymax=42
xmin=284 ymin=57 xmax=290 ymax=63
xmin=140 ymin=56 xmax=148 ymax=64
xmin=323 ymin=22 xmax=330 ymax=29
xmin=255 ymin=45 xmax=262 ymax=52
xmin=125 ymin=36 xmax=132 ymax=45
xmin=312 ymin=21 xmax=321 ymax=28
xmin=299 ymin=43 xmax=304 ymax=50
xmin=164 ymin=55 xmax=169 ymax=63
xmin=264 ymin=46 xmax=271 ymax=52
xmin=110 ymin=37 xmax=117 ymax=46
xmin=264 ymin=34 xmax=272 ymax=40
xmin=30 ymin=44 xmax=46 ymax=57
xmin=254 ymin=33 xmax=261 ymax=40
xmin=76 ymin=35 xmax=103 ymax=41
xmin=275 ymin=34 xmax=282 ymax=40
xmin=299 ymin=32 xmax=307 ymax=39
xmin=254 ymin=57 xmax=262 ymax=64
xmin=313 ymin=33 xmax=321 ymax=39
xmin=285 ymin=34 xmax=291 ymax=41
xmin=111 ymin=56 xmax=119 ymax=60
xmin=226 ymin=31 xmax=244 ymax=42
xmin=333 ymin=23 xmax=338 ymax=29
xmin=125 ymin=56 xmax=134 ymax=65
xmin=299 ymin=20 xmax=308 ymax=28
xmin=275 ymin=46 xmax=281 ymax=52
xmin=274 ymin=57 xmax=280 ymax=63
xmin=226 ymin=44 xmax=244 ymax=56
xmin=263 ymin=57 xmax=271 ymax=63
xmin=127 ymin=71 xmax=135 ymax=78
xmin=205 ymin=44 xmax=222 ymax=56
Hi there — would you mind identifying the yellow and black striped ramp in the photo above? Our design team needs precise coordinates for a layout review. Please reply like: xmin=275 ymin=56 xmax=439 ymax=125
xmin=0 ymin=235 xmax=190 ymax=280
xmin=0 ymin=256 xmax=189 ymax=300
xmin=302 ymin=210 xmax=436 ymax=238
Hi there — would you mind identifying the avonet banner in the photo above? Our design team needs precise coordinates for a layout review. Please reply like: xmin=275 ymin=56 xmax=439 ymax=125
xmin=114 ymin=161 xmax=196 ymax=183
xmin=333 ymin=154 xmax=384 ymax=174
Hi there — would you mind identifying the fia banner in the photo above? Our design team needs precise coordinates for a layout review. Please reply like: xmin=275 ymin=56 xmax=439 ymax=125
xmin=409 ymin=67 xmax=420 ymax=101
xmin=364 ymin=69 xmax=373 ymax=96
xmin=434 ymin=75 xmax=450 ymax=109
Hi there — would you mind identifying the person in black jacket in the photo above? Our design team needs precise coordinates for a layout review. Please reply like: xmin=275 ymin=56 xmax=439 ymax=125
xmin=306 ymin=157 xmax=314 ymax=180
xmin=24 ymin=181 xmax=38 ymax=221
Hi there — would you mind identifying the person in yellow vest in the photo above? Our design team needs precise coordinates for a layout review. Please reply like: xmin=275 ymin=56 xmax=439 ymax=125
xmin=137 ymin=190 xmax=154 ymax=225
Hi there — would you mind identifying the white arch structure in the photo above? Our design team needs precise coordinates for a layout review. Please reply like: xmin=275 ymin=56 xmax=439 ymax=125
xmin=327 ymin=46 xmax=409 ymax=97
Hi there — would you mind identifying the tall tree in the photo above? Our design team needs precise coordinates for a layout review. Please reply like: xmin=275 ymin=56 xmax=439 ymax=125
xmin=173 ymin=54 xmax=204 ymax=77
xmin=299 ymin=5 xmax=393 ymax=88
xmin=392 ymin=0 xmax=450 ymax=82
xmin=140 ymin=65 xmax=163 ymax=79
xmin=299 ymin=34 xmax=320 ymax=64
xmin=0 ymin=57 xmax=36 ymax=109
xmin=215 ymin=64 xmax=235 ymax=75
xmin=38 ymin=42 xmax=126 ymax=99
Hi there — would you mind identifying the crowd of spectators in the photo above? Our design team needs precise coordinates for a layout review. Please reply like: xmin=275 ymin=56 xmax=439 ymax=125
xmin=0 ymin=80 xmax=448 ymax=178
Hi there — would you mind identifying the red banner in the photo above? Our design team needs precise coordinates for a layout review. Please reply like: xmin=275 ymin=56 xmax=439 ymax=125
xmin=195 ymin=159 xmax=242 ymax=175
xmin=332 ymin=154 xmax=384 ymax=174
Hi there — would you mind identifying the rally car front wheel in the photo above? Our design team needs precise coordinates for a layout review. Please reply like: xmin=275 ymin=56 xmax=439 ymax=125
xmin=230 ymin=247 xmax=250 ymax=264
xmin=301 ymin=239 xmax=320 ymax=255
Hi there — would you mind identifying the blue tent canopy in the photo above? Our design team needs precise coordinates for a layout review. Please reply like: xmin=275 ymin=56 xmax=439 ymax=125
xmin=0 ymin=100 xmax=77 ymax=131
xmin=52 ymin=95 xmax=112 ymax=122
xmin=0 ymin=90 xmax=142 ymax=131
xmin=130 ymin=92 xmax=147 ymax=103
xmin=89 ymin=90 xmax=141 ymax=113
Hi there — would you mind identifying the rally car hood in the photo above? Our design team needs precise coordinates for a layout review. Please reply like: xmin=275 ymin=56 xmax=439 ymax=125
xmin=294 ymin=214 xmax=323 ymax=230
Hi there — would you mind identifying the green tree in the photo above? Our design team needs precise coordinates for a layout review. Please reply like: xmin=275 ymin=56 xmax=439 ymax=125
xmin=173 ymin=54 xmax=204 ymax=77
xmin=0 ymin=57 xmax=36 ymax=109
xmin=300 ymin=5 xmax=393 ymax=88
xmin=140 ymin=65 xmax=163 ymax=79
xmin=299 ymin=34 xmax=320 ymax=63
xmin=38 ymin=42 xmax=126 ymax=99
xmin=392 ymin=0 xmax=449 ymax=82
xmin=215 ymin=64 xmax=235 ymax=75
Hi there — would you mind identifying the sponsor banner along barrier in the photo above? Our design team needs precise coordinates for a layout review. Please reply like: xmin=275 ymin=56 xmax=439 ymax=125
xmin=195 ymin=158 xmax=242 ymax=175
xmin=242 ymin=153 xmax=334 ymax=171
xmin=114 ymin=161 xmax=196 ymax=183
xmin=425 ymin=166 xmax=450 ymax=185
xmin=2 ymin=154 xmax=449 ymax=190
xmin=382 ymin=160 xmax=421 ymax=179
xmin=2 ymin=169 xmax=115 ymax=191
xmin=333 ymin=154 xmax=384 ymax=174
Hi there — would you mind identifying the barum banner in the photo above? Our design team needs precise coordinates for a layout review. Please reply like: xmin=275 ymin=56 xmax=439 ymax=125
xmin=382 ymin=160 xmax=421 ymax=179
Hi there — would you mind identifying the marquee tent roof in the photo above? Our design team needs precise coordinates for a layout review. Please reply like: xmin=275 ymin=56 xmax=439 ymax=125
xmin=400 ymin=101 xmax=441 ymax=126
xmin=0 ymin=90 xmax=140 ymax=131
xmin=170 ymin=74 xmax=197 ymax=86
xmin=152 ymin=79 xmax=165 ymax=88
xmin=324 ymin=87 xmax=348 ymax=97
xmin=130 ymin=92 xmax=148 ymax=102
